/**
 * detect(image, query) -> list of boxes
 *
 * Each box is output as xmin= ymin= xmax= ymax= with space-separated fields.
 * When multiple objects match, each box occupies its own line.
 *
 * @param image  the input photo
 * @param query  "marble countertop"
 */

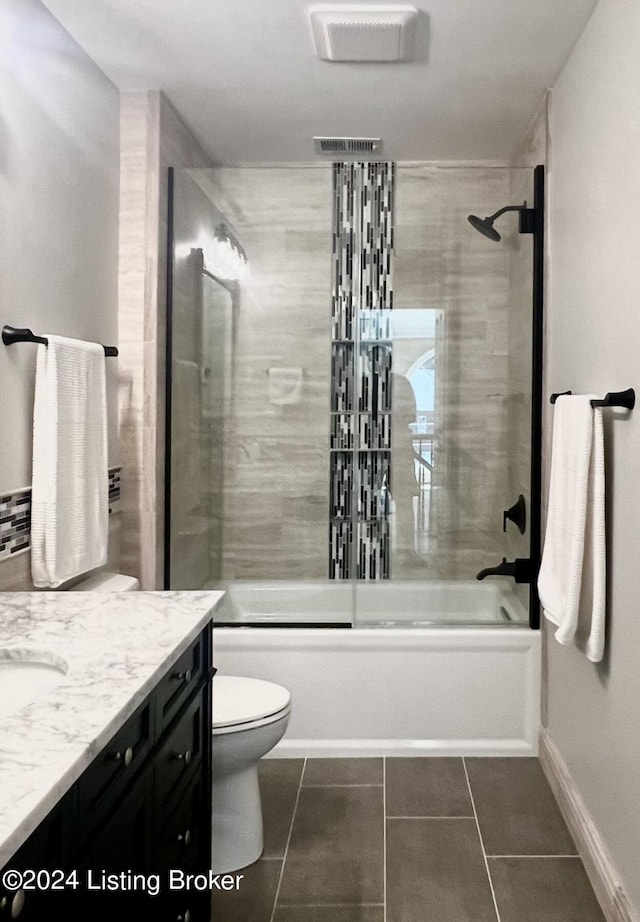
xmin=0 ymin=590 xmax=224 ymax=868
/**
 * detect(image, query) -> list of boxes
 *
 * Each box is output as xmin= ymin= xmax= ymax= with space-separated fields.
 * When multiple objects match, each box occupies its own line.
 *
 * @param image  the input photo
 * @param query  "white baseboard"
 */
xmin=539 ymin=727 xmax=638 ymax=922
xmin=270 ymin=737 xmax=537 ymax=758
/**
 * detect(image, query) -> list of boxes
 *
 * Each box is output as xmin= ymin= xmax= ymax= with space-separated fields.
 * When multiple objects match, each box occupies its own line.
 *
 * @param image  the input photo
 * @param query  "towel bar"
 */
xmin=550 ymin=388 xmax=635 ymax=409
xmin=2 ymin=325 xmax=118 ymax=357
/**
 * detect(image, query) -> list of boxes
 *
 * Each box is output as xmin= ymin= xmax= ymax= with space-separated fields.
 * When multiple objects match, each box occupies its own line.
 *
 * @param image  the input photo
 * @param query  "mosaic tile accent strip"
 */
xmin=358 ymin=343 xmax=393 ymax=416
xmin=357 ymin=519 xmax=390 ymax=579
xmin=331 ymin=413 xmax=355 ymax=451
xmin=329 ymin=452 xmax=354 ymax=521
xmin=0 ymin=489 xmax=31 ymax=559
xmin=330 ymin=343 xmax=355 ymax=413
xmin=329 ymin=161 xmax=395 ymax=579
xmin=358 ymin=413 xmax=391 ymax=451
xmin=359 ymin=309 xmax=393 ymax=343
xmin=0 ymin=467 xmax=122 ymax=562
xmin=108 ymin=467 xmax=122 ymax=515
xmin=357 ymin=451 xmax=391 ymax=521
xmin=329 ymin=522 xmax=353 ymax=580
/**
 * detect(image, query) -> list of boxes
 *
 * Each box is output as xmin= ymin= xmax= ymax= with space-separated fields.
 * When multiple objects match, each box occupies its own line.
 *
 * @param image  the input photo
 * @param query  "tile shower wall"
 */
xmin=329 ymin=162 xmax=394 ymax=579
xmin=194 ymin=167 xmax=333 ymax=580
xmin=392 ymin=166 xmax=526 ymax=580
xmin=119 ymin=92 xmax=213 ymax=589
xmin=169 ymin=164 xmax=532 ymax=587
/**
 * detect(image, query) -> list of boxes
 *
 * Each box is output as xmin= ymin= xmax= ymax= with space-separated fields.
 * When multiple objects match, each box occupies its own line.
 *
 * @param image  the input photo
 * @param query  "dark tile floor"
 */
xmin=212 ymin=757 xmax=606 ymax=922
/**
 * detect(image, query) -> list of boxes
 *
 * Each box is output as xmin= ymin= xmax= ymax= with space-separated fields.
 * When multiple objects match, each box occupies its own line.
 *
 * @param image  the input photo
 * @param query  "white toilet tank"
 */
xmin=70 ymin=571 xmax=140 ymax=591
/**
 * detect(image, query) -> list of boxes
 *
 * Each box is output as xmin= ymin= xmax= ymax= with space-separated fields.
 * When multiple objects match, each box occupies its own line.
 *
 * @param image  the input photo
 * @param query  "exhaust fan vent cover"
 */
xmin=314 ymin=137 xmax=382 ymax=155
xmin=310 ymin=5 xmax=418 ymax=62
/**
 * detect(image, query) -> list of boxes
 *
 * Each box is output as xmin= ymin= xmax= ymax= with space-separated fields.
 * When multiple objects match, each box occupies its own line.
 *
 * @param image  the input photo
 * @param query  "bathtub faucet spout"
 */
xmin=475 ymin=558 xmax=532 ymax=583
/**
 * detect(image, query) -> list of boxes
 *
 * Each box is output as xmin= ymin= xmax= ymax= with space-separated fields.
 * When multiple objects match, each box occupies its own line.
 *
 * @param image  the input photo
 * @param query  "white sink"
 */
xmin=0 ymin=650 xmax=68 ymax=717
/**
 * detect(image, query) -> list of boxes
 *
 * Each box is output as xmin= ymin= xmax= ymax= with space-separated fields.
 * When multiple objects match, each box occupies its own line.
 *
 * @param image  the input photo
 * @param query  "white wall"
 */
xmin=547 ymin=0 xmax=640 ymax=913
xmin=0 ymin=0 xmax=120 ymax=493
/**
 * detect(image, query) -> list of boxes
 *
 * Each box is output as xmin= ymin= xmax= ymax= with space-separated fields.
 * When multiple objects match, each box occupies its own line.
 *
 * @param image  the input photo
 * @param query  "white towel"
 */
xmin=538 ymin=395 xmax=606 ymax=662
xmin=31 ymin=335 xmax=108 ymax=588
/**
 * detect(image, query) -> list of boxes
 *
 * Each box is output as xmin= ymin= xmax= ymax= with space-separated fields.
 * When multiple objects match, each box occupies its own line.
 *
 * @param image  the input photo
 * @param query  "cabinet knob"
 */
xmin=10 ymin=889 xmax=25 ymax=919
xmin=177 ymin=911 xmax=191 ymax=922
xmin=173 ymin=669 xmax=192 ymax=683
xmin=176 ymin=750 xmax=192 ymax=766
xmin=114 ymin=747 xmax=134 ymax=767
xmin=177 ymin=829 xmax=191 ymax=847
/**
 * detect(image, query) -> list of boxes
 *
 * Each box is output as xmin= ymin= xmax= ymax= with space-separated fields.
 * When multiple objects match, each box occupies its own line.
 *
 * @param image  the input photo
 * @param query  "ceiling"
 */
xmin=41 ymin=0 xmax=598 ymax=163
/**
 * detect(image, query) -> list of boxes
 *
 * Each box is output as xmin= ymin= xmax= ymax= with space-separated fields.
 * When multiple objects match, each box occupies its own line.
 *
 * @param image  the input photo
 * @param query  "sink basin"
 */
xmin=0 ymin=649 xmax=68 ymax=717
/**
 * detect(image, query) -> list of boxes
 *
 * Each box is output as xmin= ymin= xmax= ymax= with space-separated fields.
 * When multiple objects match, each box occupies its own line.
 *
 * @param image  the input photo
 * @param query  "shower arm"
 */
xmin=486 ymin=204 xmax=526 ymax=222
xmin=487 ymin=202 xmax=538 ymax=234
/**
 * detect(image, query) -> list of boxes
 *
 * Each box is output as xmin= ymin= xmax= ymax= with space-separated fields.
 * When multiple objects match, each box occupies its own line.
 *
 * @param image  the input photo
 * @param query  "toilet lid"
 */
xmin=213 ymin=676 xmax=291 ymax=729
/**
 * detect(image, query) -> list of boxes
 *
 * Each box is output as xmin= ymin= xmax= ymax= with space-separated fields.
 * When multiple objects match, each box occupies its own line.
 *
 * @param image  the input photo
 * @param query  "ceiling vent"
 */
xmin=314 ymin=137 xmax=382 ymax=155
xmin=309 ymin=4 xmax=418 ymax=62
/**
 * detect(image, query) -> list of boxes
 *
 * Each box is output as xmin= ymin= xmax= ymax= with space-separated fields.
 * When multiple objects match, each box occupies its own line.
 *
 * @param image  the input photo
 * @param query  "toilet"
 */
xmin=212 ymin=675 xmax=291 ymax=873
xmin=67 ymin=573 xmax=289 ymax=874
xmin=69 ymin=570 xmax=140 ymax=591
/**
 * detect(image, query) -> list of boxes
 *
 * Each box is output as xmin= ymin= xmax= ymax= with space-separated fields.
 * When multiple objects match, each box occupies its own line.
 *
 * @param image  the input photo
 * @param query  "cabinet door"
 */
xmin=80 ymin=765 xmax=154 ymax=921
xmin=157 ymin=774 xmax=210 ymax=922
xmin=0 ymin=788 xmax=76 ymax=920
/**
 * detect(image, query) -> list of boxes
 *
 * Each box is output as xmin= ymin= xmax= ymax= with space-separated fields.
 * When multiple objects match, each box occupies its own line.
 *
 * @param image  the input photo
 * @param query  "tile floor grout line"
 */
xmin=383 ymin=756 xmax=387 ymax=922
xmin=269 ymin=757 xmax=306 ymax=922
xmin=276 ymin=903 xmax=385 ymax=908
xmin=386 ymin=815 xmax=476 ymax=820
xmin=463 ymin=757 xmax=502 ymax=922
xmin=302 ymin=783 xmax=384 ymax=788
xmin=487 ymin=854 xmax=581 ymax=859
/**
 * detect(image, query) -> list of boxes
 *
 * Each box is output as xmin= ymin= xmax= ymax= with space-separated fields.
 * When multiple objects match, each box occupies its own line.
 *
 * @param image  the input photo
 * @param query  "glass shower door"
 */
xmin=353 ymin=165 xmax=534 ymax=627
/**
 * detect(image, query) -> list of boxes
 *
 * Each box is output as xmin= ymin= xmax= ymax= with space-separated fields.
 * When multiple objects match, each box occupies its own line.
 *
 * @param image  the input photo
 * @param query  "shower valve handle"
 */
xmin=502 ymin=495 xmax=526 ymax=535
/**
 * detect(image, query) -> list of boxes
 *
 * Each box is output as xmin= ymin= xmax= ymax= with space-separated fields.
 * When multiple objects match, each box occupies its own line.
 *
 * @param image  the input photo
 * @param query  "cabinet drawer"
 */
xmin=79 ymin=697 xmax=152 ymax=833
xmin=155 ymin=636 xmax=205 ymax=739
xmin=156 ymin=690 xmax=207 ymax=813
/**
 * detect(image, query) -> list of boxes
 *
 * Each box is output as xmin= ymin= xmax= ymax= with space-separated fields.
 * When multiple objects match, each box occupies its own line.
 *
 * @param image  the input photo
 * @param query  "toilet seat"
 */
xmin=213 ymin=676 xmax=291 ymax=736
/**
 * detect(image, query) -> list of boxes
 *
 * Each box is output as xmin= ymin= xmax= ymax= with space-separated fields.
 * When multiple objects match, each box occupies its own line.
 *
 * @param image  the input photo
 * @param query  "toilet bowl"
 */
xmin=212 ymin=675 xmax=291 ymax=873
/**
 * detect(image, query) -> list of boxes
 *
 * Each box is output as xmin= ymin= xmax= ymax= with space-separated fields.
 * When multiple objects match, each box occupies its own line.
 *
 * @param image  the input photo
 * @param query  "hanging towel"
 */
xmin=31 ymin=335 xmax=108 ymax=588
xmin=538 ymin=395 xmax=606 ymax=662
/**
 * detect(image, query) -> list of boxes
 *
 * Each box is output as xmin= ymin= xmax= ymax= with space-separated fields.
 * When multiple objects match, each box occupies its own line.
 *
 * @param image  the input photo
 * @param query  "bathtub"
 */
xmin=212 ymin=581 xmax=541 ymax=757
xmin=213 ymin=579 xmax=528 ymax=626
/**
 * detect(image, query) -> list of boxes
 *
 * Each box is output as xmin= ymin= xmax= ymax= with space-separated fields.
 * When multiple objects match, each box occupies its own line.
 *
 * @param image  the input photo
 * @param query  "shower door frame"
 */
xmin=528 ymin=164 xmax=545 ymax=630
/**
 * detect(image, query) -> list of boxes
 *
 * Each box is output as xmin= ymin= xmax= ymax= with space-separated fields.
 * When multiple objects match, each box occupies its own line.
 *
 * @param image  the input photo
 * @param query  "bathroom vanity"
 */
xmin=0 ymin=590 xmax=223 ymax=921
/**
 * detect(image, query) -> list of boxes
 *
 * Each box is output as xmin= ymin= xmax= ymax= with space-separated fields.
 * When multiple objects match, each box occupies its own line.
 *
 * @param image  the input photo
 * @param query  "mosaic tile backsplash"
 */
xmin=0 ymin=490 xmax=31 ymax=559
xmin=329 ymin=161 xmax=395 ymax=579
xmin=0 ymin=467 xmax=121 ymax=563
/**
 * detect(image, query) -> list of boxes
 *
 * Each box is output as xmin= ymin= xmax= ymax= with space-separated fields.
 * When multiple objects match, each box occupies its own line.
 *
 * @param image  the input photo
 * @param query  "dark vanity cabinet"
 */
xmin=0 ymin=622 xmax=212 ymax=922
